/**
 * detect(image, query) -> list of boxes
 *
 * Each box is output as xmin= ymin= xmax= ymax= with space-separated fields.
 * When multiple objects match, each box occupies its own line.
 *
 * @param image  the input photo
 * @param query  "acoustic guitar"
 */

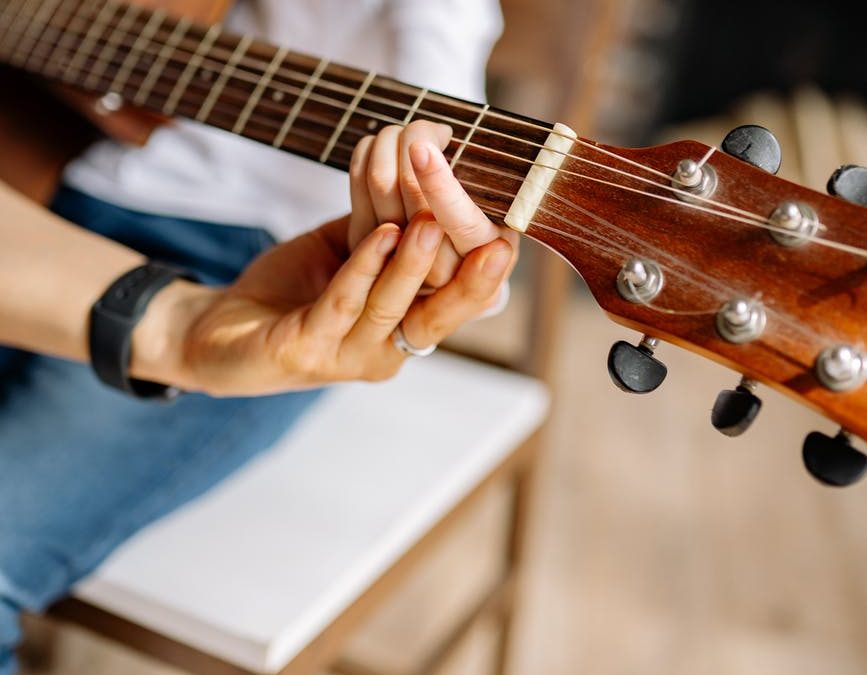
xmin=2 ymin=0 xmax=867 ymax=486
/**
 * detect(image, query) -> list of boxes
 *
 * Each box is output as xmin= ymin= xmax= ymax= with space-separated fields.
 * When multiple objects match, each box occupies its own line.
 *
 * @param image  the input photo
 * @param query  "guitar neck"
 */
xmin=0 ymin=0 xmax=555 ymax=226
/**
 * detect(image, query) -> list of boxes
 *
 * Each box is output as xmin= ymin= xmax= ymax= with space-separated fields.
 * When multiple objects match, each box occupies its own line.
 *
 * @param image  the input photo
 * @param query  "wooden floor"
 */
xmin=20 ymin=90 xmax=867 ymax=675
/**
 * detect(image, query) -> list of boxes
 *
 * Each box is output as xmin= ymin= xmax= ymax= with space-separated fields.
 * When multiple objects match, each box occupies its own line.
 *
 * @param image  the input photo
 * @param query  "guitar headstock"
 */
xmin=525 ymin=126 xmax=867 ymax=484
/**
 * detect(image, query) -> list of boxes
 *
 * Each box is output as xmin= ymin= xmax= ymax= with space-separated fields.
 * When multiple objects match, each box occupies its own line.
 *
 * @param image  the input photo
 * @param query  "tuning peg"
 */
xmin=607 ymin=336 xmax=667 ymax=394
xmin=803 ymin=429 xmax=867 ymax=487
xmin=827 ymin=165 xmax=867 ymax=207
xmin=711 ymin=377 xmax=762 ymax=436
xmin=721 ymin=125 xmax=782 ymax=175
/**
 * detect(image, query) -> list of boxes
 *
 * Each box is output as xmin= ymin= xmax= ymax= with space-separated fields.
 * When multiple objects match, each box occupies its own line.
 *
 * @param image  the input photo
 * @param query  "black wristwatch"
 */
xmin=89 ymin=262 xmax=194 ymax=400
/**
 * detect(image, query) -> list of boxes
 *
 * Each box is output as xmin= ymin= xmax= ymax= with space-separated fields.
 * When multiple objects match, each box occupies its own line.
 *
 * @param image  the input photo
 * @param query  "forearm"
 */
xmin=0 ymin=181 xmax=215 ymax=386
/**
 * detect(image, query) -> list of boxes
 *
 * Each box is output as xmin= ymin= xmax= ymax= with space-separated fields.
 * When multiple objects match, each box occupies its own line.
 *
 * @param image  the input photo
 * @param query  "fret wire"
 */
xmin=34 ymin=19 xmax=538 ymax=175
xmin=18 ymin=13 xmax=539 ymax=175
xmin=450 ymin=104 xmax=489 ymax=169
xmin=19 ymin=10 xmax=498 ymax=146
xmin=233 ymin=45 xmax=288 ymax=134
xmin=39 ymin=0 xmax=92 ymax=77
xmin=21 ymin=0 xmax=66 ymax=69
xmin=3 ymin=0 xmax=40 ymax=66
xmin=0 ymin=0 xmax=30 ymax=47
xmin=5 ymin=7 xmax=528 ymax=193
xmin=7 ymin=4 xmax=785 ymax=244
xmin=7 ymin=0 xmax=61 ymax=66
xmin=9 ymin=6 xmax=543 ymax=178
xmin=402 ymin=87 xmax=428 ymax=125
xmin=196 ymin=34 xmax=251 ymax=123
xmin=0 ymin=1 xmax=27 ymax=47
xmin=62 ymin=0 xmax=118 ymax=85
xmin=10 ymin=3 xmax=549 ymax=165
xmin=272 ymin=57 xmax=329 ymax=149
xmin=134 ymin=15 xmax=191 ymax=106
xmin=84 ymin=2 xmax=142 ymax=89
xmin=320 ymin=69 xmax=376 ymax=164
xmin=109 ymin=7 xmax=165 ymax=94
xmin=2 ymin=0 xmax=41 ymax=64
xmin=162 ymin=23 xmax=221 ymax=115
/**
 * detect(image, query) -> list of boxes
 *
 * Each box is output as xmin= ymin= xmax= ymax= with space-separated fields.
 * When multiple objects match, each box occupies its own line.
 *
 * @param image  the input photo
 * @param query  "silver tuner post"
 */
xmin=768 ymin=201 xmax=819 ymax=247
xmin=672 ymin=158 xmax=717 ymax=201
xmin=616 ymin=258 xmax=664 ymax=304
xmin=716 ymin=297 xmax=767 ymax=344
xmin=815 ymin=345 xmax=866 ymax=392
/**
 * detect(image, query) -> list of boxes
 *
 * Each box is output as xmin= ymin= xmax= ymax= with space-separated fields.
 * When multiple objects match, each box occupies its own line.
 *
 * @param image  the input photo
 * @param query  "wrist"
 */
xmin=129 ymin=279 xmax=222 ymax=391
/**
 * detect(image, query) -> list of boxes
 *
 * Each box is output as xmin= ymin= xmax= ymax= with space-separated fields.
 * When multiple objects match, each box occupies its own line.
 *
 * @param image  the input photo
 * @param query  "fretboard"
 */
xmin=0 ymin=0 xmax=554 ymax=226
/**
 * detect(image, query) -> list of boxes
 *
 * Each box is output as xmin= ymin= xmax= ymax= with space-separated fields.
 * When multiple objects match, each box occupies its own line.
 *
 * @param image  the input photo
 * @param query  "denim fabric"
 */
xmin=0 ymin=188 xmax=321 ymax=674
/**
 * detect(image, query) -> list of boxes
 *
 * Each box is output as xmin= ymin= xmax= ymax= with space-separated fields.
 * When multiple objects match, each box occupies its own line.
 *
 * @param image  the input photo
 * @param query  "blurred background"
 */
xmin=20 ymin=0 xmax=867 ymax=673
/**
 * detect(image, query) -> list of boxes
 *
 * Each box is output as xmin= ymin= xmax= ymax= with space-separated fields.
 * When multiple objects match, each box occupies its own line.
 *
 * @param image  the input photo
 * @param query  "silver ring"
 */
xmin=392 ymin=323 xmax=436 ymax=357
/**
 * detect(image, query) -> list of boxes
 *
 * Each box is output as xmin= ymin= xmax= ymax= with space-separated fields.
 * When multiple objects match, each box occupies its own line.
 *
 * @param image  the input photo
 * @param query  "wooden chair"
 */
xmin=18 ymin=2 xmax=635 ymax=673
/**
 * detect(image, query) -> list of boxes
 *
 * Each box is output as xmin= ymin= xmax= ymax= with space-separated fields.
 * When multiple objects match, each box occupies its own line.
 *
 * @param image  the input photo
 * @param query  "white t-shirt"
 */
xmin=63 ymin=0 xmax=504 ymax=240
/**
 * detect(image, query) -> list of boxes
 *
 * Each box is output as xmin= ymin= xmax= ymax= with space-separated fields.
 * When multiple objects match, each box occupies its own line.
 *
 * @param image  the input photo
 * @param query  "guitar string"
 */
xmin=9 ymin=3 xmax=851 ymax=369
xmin=5 ymin=7 xmax=729 ymax=200
xmin=0 ymin=0 xmax=768 ymax=326
xmin=480 ymin=200 xmax=833 ymax=358
xmin=5 ymin=0 xmax=864 ymax=257
xmin=459 ymin=173 xmax=760 ymax=304
xmin=7 ymin=11 xmax=867 ymax=265
xmin=1 ymin=7 xmax=841 ymax=351
xmin=12 ymin=4 xmax=858 ymax=253
xmin=13 ymin=26 xmax=867 ymax=261
xmin=4 ymin=0 xmax=809 ymax=229
xmin=0 ymin=2 xmax=851 ymax=353
xmin=11 ymin=22 xmax=867 ymax=262
xmin=477 ymin=167 xmax=867 ymax=350
xmin=5 ymin=4 xmax=867 ymax=263
xmin=481 ymin=197 xmax=839 ymax=349
xmin=331 ymin=124 xmax=866 ymax=258
xmin=5 ymin=0 xmax=688 ymax=187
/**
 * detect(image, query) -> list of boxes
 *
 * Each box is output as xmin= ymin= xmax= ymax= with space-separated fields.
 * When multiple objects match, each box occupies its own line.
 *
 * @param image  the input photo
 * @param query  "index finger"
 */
xmin=408 ymin=140 xmax=502 ymax=256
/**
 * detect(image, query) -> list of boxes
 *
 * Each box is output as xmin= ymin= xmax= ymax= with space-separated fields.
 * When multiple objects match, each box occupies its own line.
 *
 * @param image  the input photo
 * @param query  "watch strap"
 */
xmin=89 ymin=262 xmax=192 ymax=399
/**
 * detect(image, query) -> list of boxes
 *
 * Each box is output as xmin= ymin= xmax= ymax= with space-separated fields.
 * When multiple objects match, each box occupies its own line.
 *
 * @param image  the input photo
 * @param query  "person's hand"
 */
xmin=131 ymin=121 xmax=518 ymax=397
xmin=132 ymin=212 xmax=513 ymax=397
xmin=348 ymin=120 xmax=520 ymax=292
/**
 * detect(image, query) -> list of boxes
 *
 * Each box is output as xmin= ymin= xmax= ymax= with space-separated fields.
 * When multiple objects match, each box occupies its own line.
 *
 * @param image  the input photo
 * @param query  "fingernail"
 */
xmin=437 ymin=123 xmax=453 ymax=139
xmin=409 ymin=142 xmax=432 ymax=171
xmin=377 ymin=229 xmax=400 ymax=254
xmin=418 ymin=221 xmax=442 ymax=252
xmin=483 ymin=247 xmax=511 ymax=278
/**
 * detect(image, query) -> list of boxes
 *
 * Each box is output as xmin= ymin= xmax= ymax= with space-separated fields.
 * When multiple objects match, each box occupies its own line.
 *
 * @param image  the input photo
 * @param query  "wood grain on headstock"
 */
xmin=526 ymin=139 xmax=867 ymax=439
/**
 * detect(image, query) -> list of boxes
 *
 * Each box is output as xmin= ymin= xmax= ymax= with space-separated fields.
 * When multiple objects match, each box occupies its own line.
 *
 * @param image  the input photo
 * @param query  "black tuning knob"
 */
xmin=607 ymin=336 xmax=667 ymax=394
xmin=827 ymin=165 xmax=867 ymax=207
xmin=711 ymin=377 xmax=762 ymax=437
xmin=803 ymin=430 xmax=867 ymax=487
xmin=721 ymin=125 xmax=782 ymax=175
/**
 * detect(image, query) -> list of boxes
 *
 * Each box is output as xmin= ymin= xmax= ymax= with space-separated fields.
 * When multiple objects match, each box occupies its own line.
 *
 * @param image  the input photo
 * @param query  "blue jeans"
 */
xmin=0 ymin=187 xmax=321 ymax=674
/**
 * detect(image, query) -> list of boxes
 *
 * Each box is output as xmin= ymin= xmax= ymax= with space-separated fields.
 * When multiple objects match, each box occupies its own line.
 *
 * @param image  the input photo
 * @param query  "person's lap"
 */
xmin=0 ymin=187 xmax=320 ymax=674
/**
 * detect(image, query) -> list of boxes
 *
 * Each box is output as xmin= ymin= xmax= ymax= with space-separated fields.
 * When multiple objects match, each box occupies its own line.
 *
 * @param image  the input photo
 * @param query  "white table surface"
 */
xmin=74 ymin=352 xmax=549 ymax=673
